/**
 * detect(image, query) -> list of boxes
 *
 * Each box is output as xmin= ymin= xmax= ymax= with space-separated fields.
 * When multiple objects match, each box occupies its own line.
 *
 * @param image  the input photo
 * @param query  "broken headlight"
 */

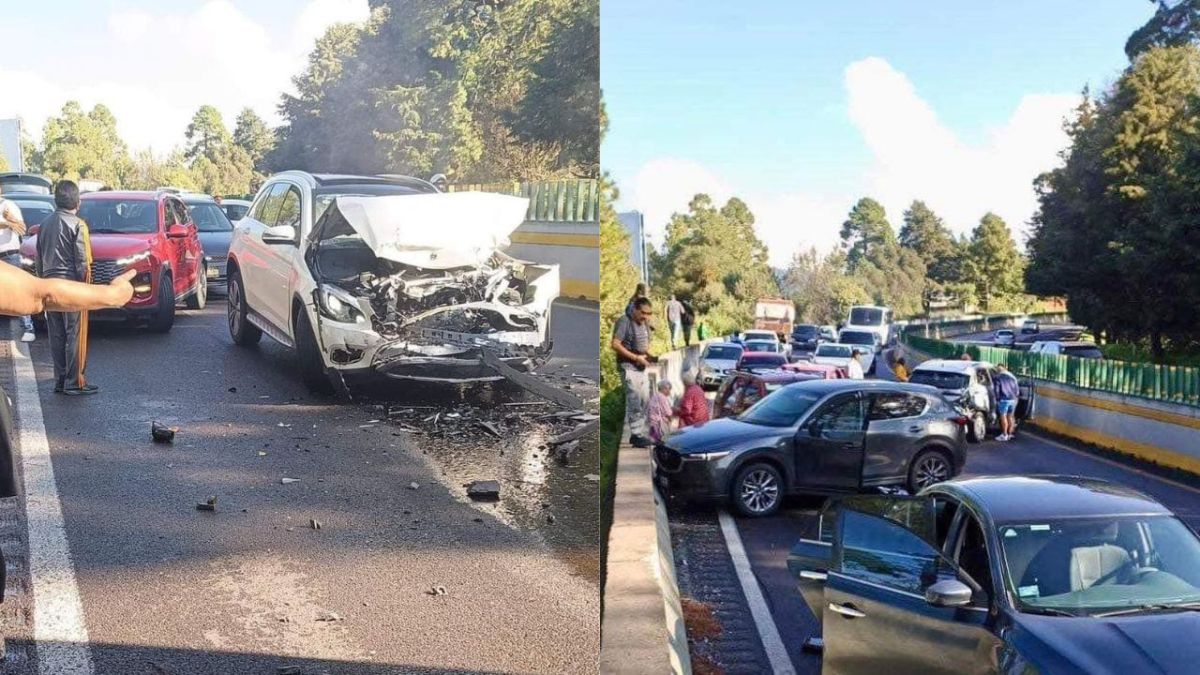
xmin=316 ymin=284 xmax=364 ymax=324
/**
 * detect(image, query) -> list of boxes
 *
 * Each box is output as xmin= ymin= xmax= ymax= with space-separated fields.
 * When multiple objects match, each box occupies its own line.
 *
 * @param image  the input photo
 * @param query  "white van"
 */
xmin=844 ymin=305 xmax=892 ymax=351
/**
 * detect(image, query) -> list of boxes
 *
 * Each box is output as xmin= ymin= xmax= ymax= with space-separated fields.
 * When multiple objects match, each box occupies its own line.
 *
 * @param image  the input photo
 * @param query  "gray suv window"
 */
xmin=869 ymin=393 xmax=926 ymax=420
xmin=840 ymin=509 xmax=939 ymax=595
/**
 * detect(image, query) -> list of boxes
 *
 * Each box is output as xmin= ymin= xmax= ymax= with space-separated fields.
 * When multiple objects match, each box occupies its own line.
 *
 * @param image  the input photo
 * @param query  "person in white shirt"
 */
xmin=0 ymin=188 xmax=35 ymax=342
xmin=847 ymin=349 xmax=865 ymax=379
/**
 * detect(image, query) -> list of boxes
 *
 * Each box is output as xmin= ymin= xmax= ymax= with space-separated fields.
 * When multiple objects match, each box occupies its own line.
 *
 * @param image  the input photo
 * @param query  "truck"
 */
xmin=754 ymin=298 xmax=795 ymax=340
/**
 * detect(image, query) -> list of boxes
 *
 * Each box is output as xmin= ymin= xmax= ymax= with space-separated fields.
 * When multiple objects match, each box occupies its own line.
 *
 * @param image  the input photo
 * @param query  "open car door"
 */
xmin=1016 ymin=376 xmax=1036 ymax=421
xmin=822 ymin=495 xmax=992 ymax=675
xmin=787 ymin=500 xmax=839 ymax=630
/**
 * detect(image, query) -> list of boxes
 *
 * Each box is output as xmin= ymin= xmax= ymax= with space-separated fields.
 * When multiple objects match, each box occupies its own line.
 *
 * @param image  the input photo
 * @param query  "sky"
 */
xmin=602 ymin=0 xmax=1158 ymax=266
xmin=0 ymin=0 xmax=370 ymax=155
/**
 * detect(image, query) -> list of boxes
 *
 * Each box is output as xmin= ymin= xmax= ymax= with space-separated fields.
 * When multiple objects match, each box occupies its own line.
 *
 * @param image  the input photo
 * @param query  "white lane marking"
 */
xmin=9 ymin=341 xmax=94 ymax=675
xmin=718 ymin=510 xmax=796 ymax=675
xmin=1022 ymin=429 xmax=1200 ymax=496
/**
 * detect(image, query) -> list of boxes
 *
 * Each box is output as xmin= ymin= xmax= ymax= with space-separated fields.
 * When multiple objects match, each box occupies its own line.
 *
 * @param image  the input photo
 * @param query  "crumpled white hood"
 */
xmin=333 ymin=192 xmax=529 ymax=269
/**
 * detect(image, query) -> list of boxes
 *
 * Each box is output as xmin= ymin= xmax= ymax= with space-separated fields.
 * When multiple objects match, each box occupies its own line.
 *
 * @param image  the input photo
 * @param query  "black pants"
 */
xmin=46 ymin=311 xmax=86 ymax=390
xmin=682 ymin=323 xmax=694 ymax=345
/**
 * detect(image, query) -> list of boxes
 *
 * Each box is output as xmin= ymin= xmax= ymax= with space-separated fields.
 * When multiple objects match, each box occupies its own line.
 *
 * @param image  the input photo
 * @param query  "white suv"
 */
xmin=226 ymin=172 xmax=559 ymax=392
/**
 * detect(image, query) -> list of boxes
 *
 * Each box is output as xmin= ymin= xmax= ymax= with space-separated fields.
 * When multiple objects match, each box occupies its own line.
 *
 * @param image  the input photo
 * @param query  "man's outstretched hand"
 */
xmin=107 ymin=269 xmax=136 ymax=308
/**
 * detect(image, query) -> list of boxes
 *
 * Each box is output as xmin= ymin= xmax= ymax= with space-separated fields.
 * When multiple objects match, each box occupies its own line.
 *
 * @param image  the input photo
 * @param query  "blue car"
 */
xmin=790 ymin=475 xmax=1200 ymax=674
xmin=183 ymin=195 xmax=234 ymax=292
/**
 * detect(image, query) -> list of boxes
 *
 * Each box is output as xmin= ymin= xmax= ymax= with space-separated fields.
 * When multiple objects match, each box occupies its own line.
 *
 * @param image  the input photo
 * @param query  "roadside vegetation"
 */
xmin=1027 ymin=3 xmax=1200 ymax=362
xmin=20 ymin=0 xmax=598 ymax=195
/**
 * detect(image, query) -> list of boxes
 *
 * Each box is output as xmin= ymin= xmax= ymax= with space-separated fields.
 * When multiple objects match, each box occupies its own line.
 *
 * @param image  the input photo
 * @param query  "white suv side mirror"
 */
xmin=262 ymin=224 xmax=297 ymax=245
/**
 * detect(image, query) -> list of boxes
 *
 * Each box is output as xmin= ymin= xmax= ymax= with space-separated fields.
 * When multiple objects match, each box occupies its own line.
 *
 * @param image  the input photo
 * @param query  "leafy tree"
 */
xmin=272 ymin=0 xmax=598 ymax=181
xmin=782 ymin=248 xmax=870 ymax=324
xmin=40 ymin=101 xmax=133 ymax=186
xmin=191 ymin=145 xmax=255 ymax=195
xmin=1028 ymin=46 xmax=1200 ymax=357
xmin=965 ymin=212 xmax=1024 ymax=312
xmin=184 ymin=105 xmax=231 ymax=161
xmin=899 ymin=200 xmax=961 ymax=284
xmin=840 ymin=197 xmax=895 ymax=270
xmin=1126 ymin=0 xmax=1200 ymax=60
xmin=233 ymin=108 xmax=275 ymax=175
xmin=126 ymin=149 xmax=198 ymax=191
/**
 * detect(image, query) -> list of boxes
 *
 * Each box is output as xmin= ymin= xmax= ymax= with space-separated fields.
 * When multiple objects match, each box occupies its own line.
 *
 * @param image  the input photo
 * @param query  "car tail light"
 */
xmin=949 ymin=415 xmax=969 ymax=426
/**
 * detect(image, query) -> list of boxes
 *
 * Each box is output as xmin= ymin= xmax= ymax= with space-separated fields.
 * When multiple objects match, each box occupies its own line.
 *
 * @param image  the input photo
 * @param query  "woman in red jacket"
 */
xmin=675 ymin=371 xmax=710 ymax=427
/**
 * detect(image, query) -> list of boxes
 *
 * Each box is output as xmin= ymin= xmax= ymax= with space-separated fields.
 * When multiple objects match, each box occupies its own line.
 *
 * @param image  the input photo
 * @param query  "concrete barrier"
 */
xmin=599 ymin=340 xmax=716 ymax=674
xmin=899 ymin=326 xmax=1200 ymax=478
xmin=504 ymin=219 xmax=598 ymax=301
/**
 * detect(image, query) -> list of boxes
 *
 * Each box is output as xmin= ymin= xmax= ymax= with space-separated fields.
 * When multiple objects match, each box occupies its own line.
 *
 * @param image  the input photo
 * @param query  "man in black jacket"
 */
xmin=35 ymin=181 xmax=97 ymax=396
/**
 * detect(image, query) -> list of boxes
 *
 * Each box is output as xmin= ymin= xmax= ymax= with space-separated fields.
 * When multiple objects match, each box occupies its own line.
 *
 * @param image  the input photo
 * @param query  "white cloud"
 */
xmin=0 ymin=0 xmax=370 ymax=155
xmin=845 ymin=56 xmax=1077 ymax=245
xmin=619 ymin=56 xmax=1077 ymax=267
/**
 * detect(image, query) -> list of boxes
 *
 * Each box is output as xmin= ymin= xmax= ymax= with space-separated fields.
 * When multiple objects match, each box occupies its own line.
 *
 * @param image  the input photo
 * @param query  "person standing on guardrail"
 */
xmin=665 ymin=294 xmax=683 ymax=349
xmin=612 ymin=296 xmax=656 ymax=448
xmin=680 ymin=298 xmax=695 ymax=346
xmin=993 ymin=364 xmax=1020 ymax=441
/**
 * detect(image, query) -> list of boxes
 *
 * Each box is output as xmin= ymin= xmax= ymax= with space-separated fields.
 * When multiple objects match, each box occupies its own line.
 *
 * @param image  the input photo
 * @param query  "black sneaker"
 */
xmin=63 ymin=384 xmax=100 ymax=396
xmin=630 ymin=434 xmax=652 ymax=448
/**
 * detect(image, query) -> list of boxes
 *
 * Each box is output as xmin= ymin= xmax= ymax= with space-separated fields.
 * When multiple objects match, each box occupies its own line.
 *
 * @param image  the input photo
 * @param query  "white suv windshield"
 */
xmin=849 ymin=308 xmax=884 ymax=325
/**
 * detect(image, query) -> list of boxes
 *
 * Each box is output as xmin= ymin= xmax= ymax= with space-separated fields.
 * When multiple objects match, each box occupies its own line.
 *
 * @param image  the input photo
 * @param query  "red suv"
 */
xmin=22 ymin=190 xmax=206 ymax=332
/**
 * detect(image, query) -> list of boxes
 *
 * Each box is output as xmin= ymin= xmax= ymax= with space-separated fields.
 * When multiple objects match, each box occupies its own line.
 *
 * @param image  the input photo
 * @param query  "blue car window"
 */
xmin=840 ymin=509 xmax=940 ymax=595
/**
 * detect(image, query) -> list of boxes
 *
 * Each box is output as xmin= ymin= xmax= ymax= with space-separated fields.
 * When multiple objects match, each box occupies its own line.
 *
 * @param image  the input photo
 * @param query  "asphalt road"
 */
xmin=669 ymin=346 xmax=1200 ymax=675
xmin=0 ymin=298 xmax=599 ymax=674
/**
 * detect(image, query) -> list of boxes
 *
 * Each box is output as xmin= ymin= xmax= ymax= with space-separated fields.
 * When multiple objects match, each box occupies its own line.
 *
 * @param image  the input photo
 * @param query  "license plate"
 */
xmin=206 ymin=266 xmax=219 ymax=279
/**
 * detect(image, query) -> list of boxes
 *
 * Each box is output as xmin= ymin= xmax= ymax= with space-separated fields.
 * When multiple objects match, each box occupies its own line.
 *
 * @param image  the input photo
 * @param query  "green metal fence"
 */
xmin=903 ymin=331 xmax=1200 ymax=408
xmin=449 ymin=179 xmax=599 ymax=223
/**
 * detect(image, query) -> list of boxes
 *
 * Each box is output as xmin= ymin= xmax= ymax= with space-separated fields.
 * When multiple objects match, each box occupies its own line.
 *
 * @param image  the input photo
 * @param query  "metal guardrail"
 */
xmin=449 ymin=179 xmax=599 ymax=223
xmin=903 ymin=318 xmax=1200 ymax=408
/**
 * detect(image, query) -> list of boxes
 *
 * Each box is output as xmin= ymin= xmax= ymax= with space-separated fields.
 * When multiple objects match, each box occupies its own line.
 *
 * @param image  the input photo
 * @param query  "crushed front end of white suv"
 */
xmin=306 ymin=192 xmax=559 ymax=382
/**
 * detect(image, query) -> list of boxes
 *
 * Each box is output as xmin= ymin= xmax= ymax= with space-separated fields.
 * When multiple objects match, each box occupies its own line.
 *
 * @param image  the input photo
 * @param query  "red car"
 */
xmin=781 ymin=361 xmax=848 ymax=379
xmin=735 ymin=351 xmax=788 ymax=373
xmin=22 ymin=190 xmax=206 ymax=332
xmin=713 ymin=370 xmax=823 ymax=419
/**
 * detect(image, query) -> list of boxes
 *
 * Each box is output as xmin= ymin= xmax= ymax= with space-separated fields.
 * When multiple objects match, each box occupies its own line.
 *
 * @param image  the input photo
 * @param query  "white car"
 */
xmin=698 ymin=342 xmax=744 ymax=389
xmin=1029 ymin=340 xmax=1103 ymax=359
xmin=225 ymin=171 xmax=559 ymax=392
xmin=812 ymin=342 xmax=873 ymax=375
xmin=994 ymin=328 xmax=1016 ymax=347
xmin=742 ymin=329 xmax=779 ymax=343
xmin=908 ymin=359 xmax=1037 ymax=442
xmin=844 ymin=304 xmax=892 ymax=348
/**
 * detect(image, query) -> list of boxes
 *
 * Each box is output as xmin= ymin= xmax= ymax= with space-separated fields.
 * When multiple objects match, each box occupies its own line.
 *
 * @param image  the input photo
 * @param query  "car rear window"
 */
xmin=849 ymin=308 xmax=884 ymax=325
xmin=816 ymin=344 xmax=851 ymax=358
xmin=909 ymin=370 xmax=970 ymax=389
xmin=186 ymin=202 xmax=233 ymax=232
xmin=12 ymin=199 xmax=55 ymax=227
xmin=745 ymin=341 xmax=778 ymax=352
xmin=1063 ymin=346 xmax=1103 ymax=359
xmin=704 ymin=345 xmax=743 ymax=360
xmin=793 ymin=325 xmax=818 ymax=337
xmin=741 ymin=354 xmax=787 ymax=368
xmin=840 ymin=331 xmax=876 ymax=345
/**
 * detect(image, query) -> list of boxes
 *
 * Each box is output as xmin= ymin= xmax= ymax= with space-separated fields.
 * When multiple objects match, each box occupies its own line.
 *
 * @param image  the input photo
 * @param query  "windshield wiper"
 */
xmin=1095 ymin=602 xmax=1200 ymax=617
xmin=1021 ymin=606 xmax=1077 ymax=617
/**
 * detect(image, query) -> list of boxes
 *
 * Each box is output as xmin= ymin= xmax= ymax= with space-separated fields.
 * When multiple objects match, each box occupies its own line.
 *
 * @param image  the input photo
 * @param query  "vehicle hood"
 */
xmin=668 ymin=417 xmax=778 ymax=454
xmin=1013 ymin=611 xmax=1200 ymax=673
xmin=198 ymin=231 xmax=231 ymax=258
xmin=702 ymin=359 xmax=738 ymax=371
xmin=21 ymin=233 xmax=153 ymax=259
xmin=315 ymin=192 xmax=529 ymax=269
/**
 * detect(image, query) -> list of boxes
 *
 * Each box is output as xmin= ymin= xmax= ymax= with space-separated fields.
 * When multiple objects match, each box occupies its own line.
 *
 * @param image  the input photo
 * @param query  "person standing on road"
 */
xmin=680 ymin=298 xmax=695 ymax=346
xmin=993 ymin=364 xmax=1020 ymax=441
xmin=665 ymin=294 xmax=683 ymax=349
xmin=612 ymin=297 xmax=656 ymax=448
xmin=0 ymin=187 xmax=36 ymax=343
xmin=675 ymin=371 xmax=710 ymax=427
xmin=36 ymin=181 xmax=98 ymax=396
xmin=893 ymin=356 xmax=909 ymax=382
xmin=847 ymin=348 xmax=865 ymax=379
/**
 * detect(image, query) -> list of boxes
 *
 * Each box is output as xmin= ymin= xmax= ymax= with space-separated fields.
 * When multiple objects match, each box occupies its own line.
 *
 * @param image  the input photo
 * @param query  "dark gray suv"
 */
xmin=654 ymin=379 xmax=968 ymax=516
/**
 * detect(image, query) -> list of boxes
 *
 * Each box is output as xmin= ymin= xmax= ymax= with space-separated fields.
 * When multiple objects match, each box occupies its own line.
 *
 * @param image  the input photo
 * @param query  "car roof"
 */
xmin=741 ymin=351 xmax=786 ymax=358
xmin=181 ymin=195 xmax=217 ymax=204
xmin=703 ymin=342 xmax=741 ymax=350
xmin=931 ymin=476 xmax=1171 ymax=523
xmin=784 ymin=379 xmax=942 ymax=396
xmin=736 ymin=369 xmax=817 ymax=383
xmin=913 ymin=359 xmax=993 ymax=373
xmin=81 ymin=191 xmax=165 ymax=200
xmin=996 ymin=328 xmax=1015 ymax=333
xmin=784 ymin=362 xmax=840 ymax=372
xmin=6 ymin=193 xmax=54 ymax=203
xmin=816 ymin=342 xmax=853 ymax=350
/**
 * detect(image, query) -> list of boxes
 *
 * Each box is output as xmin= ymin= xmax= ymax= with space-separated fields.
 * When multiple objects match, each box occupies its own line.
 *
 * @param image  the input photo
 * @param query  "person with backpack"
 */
xmin=611 ymin=297 xmax=656 ymax=447
xmin=680 ymin=298 xmax=696 ymax=346
xmin=0 ymin=185 xmax=36 ymax=343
